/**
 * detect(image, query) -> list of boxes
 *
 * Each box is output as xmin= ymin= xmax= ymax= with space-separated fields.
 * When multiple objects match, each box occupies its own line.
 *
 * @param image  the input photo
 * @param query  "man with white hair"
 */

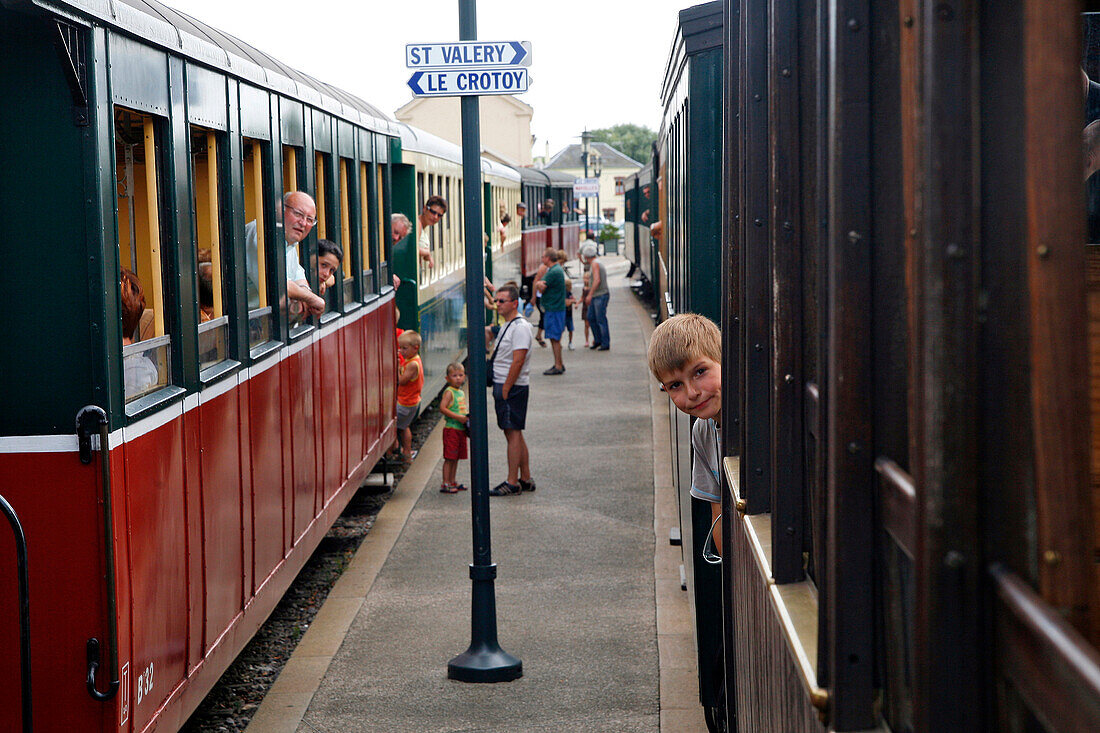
xmin=581 ymin=243 xmax=610 ymax=350
xmin=246 ymin=190 xmax=326 ymax=316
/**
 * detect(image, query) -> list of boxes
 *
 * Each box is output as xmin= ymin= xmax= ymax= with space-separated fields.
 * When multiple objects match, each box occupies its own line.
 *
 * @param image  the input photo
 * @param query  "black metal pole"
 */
xmin=448 ymin=0 xmax=522 ymax=683
xmin=595 ymin=177 xmax=600 ymax=249
xmin=583 ymin=147 xmax=590 ymax=243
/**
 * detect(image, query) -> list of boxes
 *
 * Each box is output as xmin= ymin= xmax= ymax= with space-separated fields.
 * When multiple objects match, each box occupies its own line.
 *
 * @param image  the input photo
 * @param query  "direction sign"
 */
xmin=406 ymin=41 xmax=531 ymax=69
xmin=407 ymin=68 xmax=530 ymax=97
xmin=574 ymin=178 xmax=600 ymax=198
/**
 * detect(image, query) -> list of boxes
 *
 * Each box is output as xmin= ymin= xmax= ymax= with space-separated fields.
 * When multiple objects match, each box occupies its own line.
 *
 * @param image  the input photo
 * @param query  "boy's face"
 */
xmin=399 ymin=342 xmax=418 ymax=359
xmin=657 ymin=356 xmax=722 ymax=422
xmin=318 ymin=253 xmax=340 ymax=283
xmin=446 ymin=368 xmax=465 ymax=387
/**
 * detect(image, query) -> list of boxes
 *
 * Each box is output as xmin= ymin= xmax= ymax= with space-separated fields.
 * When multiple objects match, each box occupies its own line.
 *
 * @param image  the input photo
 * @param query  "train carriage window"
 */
xmin=446 ymin=176 xmax=453 ymax=272
xmin=283 ymin=144 xmax=311 ymax=332
xmin=243 ymin=138 xmax=274 ymax=349
xmin=190 ymin=125 xmax=231 ymax=372
xmin=455 ymin=178 xmax=461 ymax=270
xmin=429 ymin=173 xmax=439 ymax=282
xmin=115 ymin=107 xmax=172 ymax=402
xmin=419 ymin=172 xmax=430 ymax=284
xmin=339 ymin=157 xmax=356 ymax=308
xmin=360 ymin=161 xmax=375 ymax=297
xmin=435 ymin=174 xmax=444 ymax=274
xmin=439 ymin=174 xmax=447 ymax=273
xmin=439 ymin=175 xmax=446 ymax=273
xmin=445 ymin=176 xmax=452 ymax=272
xmin=314 ymin=152 xmax=330 ymax=241
xmin=376 ymin=164 xmax=386 ymax=284
xmin=315 ymin=152 xmax=343 ymax=316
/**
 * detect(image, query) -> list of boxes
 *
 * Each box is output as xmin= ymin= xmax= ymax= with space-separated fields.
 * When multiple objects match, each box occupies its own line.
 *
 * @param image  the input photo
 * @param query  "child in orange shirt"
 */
xmin=395 ymin=331 xmax=423 ymax=463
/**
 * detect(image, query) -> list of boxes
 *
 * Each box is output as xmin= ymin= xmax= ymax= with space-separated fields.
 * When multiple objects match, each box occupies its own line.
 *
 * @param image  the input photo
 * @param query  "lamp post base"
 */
xmin=447 ymin=643 xmax=523 ymax=683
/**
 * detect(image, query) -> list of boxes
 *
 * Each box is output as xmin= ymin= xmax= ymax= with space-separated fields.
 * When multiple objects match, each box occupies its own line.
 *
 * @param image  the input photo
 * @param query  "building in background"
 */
xmin=543 ymin=142 xmax=642 ymax=224
xmin=394 ymin=95 xmax=534 ymax=167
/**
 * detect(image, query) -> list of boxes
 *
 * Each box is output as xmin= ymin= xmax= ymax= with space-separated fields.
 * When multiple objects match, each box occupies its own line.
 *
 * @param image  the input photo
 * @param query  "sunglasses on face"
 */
xmin=427 ymin=208 xmax=445 ymax=218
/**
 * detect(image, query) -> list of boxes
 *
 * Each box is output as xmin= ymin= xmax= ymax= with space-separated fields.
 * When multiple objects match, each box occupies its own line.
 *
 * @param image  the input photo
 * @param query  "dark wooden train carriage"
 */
xmin=657 ymin=3 xmax=728 ymax=729
xmin=0 ymin=1 xmax=399 ymax=730
xmin=717 ymin=0 xmax=1100 ymax=731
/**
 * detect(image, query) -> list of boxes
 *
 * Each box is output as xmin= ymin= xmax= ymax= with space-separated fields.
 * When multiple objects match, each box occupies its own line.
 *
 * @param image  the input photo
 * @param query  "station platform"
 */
xmin=245 ymin=258 xmax=707 ymax=733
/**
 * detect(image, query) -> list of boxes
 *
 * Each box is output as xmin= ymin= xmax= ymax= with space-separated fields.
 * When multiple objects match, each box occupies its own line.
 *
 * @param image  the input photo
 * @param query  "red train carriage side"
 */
xmin=0 ymin=1 xmax=399 ymax=730
xmin=516 ymin=167 xmax=581 ymax=297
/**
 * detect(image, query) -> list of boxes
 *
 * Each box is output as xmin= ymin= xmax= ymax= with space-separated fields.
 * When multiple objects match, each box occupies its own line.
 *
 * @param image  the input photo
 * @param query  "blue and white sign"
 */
xmin=574 ymin=178 xmax=600 ymax=198
xmin=407 ymin=68 xmax=530 ymax=97
xmin=406 ymin=41 xmax=531 ymax=69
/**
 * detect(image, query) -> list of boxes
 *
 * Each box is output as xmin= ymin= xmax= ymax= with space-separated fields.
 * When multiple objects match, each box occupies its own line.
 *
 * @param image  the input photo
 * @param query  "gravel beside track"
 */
xmin=181 ymin=396 xmax=442 ymax=732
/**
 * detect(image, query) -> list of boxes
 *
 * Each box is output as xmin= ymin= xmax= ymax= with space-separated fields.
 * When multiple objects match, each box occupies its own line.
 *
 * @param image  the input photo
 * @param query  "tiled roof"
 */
xmin=544 ymin=142 xmax=643 ymax=170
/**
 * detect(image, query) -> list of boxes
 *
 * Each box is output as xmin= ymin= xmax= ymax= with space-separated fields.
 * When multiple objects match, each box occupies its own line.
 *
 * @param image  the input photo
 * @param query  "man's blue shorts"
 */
xmin=544 ymin=309 xmax=566 ymax=341
xmin=493 ymin=383 xmax=529 ymax=430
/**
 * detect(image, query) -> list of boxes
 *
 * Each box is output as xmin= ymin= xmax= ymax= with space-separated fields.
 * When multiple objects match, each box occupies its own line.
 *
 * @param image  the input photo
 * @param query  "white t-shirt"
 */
xmin=124 ymin=352 xmax=159 ymax=400
xmin=690 ymin=417 xmax=722 ymax=504
xmin=245 ymin=221 xmax=307 ymax=308
xmin=492 ymin=316 xmax=533 ymax=386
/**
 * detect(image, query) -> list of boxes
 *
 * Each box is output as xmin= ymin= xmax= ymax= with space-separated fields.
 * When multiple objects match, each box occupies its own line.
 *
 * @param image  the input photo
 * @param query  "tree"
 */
xmin=589 ymin=124 xmax=656 ymax=166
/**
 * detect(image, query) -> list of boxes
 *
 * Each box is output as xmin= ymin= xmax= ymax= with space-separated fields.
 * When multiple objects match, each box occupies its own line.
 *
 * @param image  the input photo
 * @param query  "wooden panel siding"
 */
xmin=730 ymin=514 xmax=827 ymax=732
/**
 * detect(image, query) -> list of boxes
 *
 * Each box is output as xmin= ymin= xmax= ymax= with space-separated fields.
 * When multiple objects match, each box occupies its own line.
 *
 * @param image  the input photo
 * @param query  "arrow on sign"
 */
xmin=506 ymin=41 xmax=527 ymax=65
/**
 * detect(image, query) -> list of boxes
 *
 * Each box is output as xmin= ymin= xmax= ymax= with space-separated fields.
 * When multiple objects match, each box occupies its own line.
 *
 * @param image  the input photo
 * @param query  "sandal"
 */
xmin=440 ymin=484 xmax=460 ymax=494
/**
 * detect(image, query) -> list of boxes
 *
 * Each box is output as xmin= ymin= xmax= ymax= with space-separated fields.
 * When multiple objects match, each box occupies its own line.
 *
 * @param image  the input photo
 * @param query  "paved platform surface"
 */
xmin=247 ymin=257 xmax=707 ymax=733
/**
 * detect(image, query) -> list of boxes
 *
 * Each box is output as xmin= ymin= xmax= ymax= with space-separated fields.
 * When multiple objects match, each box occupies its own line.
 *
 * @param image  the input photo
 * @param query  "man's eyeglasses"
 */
xmin=427 ymin=208 xmax=445 ymax=218
xmin=494 ymin=298 xmax=512 ymax=304
xmin=286 ymin=205 xmax=317 ymax=226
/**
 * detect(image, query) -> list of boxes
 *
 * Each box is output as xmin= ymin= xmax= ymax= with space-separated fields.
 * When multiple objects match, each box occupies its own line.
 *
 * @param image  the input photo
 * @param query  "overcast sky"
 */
xmin=162 ymin=0 xmax=696 ymax=159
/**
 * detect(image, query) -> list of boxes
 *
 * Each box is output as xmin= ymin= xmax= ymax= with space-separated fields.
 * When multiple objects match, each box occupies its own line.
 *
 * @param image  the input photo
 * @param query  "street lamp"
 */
xmin=591 ymin=151 xmax=603 ymax=250
xmin=581 ymin=129 xmax=592 ymax=242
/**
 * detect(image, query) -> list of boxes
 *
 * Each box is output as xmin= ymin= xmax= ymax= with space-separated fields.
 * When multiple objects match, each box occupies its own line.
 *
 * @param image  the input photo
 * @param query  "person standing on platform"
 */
xmin=486 ymin=284 xmax=535 ymax=496
xmin=559 ymin=250 xmax=577 ymax=351
xmin=438 ymin=362 xmax=470 ymax=494
xmin=537 ymin=248 xmax=567 ymax=375
xmin=582 ymin=243 xmax=611 ymax=350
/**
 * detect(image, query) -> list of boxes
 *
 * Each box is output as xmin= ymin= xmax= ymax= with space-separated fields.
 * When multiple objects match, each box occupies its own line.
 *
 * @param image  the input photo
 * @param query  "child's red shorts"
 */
xmin=443 ymin=426 xmax=468 ymax=460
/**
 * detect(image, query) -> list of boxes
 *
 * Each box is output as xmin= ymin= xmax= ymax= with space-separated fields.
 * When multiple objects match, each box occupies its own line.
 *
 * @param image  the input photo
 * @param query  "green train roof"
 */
xmin=6 ymin=0 xmax=400 ymax=137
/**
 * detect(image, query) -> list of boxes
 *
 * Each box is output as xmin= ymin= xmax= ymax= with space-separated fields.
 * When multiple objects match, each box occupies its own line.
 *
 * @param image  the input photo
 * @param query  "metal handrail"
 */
xmin=76 ymin=406 xmax=119 ymax=702
xmin=0 ymin=492 xmax=32 ymax=732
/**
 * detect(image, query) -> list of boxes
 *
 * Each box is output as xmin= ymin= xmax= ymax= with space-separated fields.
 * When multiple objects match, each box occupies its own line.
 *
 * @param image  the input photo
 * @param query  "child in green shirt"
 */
xmin=439 ymin=362 xmax=469 ymax=493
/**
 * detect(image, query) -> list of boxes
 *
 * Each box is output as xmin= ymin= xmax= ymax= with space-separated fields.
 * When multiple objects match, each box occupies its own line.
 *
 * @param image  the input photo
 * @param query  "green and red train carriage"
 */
xmin=0 ymin=0 xmax=516 ymax=730
xmin=515 ymin=166 xmax=580 ymax=300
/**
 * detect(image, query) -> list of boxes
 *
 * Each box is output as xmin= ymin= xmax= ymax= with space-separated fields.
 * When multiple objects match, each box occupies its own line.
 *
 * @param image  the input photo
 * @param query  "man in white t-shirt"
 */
xmin=486 ymin=283 xmax=535 ymax=496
